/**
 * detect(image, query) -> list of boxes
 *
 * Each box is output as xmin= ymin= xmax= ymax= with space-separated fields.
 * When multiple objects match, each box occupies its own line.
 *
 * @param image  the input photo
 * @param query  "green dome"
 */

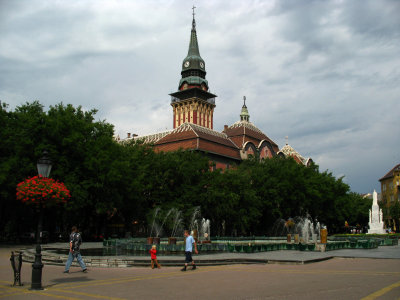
xmin=179 ymin=76 xmax=208 ymax=87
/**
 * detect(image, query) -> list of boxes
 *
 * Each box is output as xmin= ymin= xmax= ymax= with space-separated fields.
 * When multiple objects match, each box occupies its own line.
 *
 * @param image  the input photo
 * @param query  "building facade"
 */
xmin=379 ymin=163 xmax=400 ymax=229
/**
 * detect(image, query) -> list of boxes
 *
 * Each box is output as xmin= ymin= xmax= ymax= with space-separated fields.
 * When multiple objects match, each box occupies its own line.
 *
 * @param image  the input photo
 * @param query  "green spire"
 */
xmin=181 ymin=6 xmax=206 ymax=73
xmin=240 ymin=96 xmax=250 ymax=122
xmin=188 ymin=12 xmax=200 ymax=57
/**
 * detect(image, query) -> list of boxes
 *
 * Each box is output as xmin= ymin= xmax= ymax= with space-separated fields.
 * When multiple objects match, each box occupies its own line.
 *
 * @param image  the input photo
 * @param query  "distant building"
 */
xmin=119 ymin=11 xmax=311 ymax=170
xmin=379 ymin=163 xmax=400 ymax=228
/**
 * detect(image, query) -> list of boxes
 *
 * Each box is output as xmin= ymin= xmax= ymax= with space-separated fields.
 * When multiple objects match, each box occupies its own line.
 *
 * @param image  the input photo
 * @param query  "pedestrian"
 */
xmin=149 ymin=245 xmax=161 ymax=269
xmin=64 ymin=226 xmax=87 ymax=273
xmin=181 ymin=230 xmax=198 ymax=271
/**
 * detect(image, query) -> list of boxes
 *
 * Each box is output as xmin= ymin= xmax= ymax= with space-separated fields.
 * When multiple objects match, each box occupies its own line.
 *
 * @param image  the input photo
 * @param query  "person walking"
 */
xmin=149 ymin=245 xmax=161 ymax=269
xmin=181 ymin=230 xmax=198 ymax=271
xmin=64 ymin=226 xmax=87 ymax=273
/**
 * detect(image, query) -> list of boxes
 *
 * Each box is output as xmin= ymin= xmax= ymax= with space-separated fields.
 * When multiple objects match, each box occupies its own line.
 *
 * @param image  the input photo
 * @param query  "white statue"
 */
xmin=368 ymin=190 xmax=386 ymax=234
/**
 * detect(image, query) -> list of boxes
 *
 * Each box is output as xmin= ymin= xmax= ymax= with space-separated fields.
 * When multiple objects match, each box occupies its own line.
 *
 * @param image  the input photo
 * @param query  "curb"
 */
xmin=20 ymin=248 xmax=334 ymax=267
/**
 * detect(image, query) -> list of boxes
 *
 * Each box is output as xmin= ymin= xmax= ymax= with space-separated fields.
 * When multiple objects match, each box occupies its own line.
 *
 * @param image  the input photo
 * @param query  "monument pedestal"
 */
xmin=367 ymin=190 xmax=386 ymax=234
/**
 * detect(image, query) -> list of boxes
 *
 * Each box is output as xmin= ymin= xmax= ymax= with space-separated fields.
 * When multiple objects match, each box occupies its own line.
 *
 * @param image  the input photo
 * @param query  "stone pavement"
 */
xmin=1 ymin=244 xmax=400 ymax=299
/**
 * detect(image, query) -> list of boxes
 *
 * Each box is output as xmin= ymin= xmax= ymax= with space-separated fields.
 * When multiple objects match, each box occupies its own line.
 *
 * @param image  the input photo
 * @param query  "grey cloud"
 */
xmin=0 ymin=0 xmax=399 ymax=194
xmin=341 ymin=0 xmax=400 ymax=40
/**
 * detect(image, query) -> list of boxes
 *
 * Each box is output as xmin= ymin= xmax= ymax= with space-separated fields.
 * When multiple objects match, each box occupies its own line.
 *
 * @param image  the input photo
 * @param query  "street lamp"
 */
xmin=31 ymin=150 xmax=52 ymax=290
xmin=37 ymin=150 xmax=52 ymax=178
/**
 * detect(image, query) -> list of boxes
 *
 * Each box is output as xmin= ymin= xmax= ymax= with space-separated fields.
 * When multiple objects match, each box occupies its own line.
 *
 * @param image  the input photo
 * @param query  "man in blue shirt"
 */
xmin=181 ymin=230 xmax=198 ymax=271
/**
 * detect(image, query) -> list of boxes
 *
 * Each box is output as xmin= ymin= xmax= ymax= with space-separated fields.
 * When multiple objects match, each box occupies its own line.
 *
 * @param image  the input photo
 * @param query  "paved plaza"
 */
xmin=1 ymin=244 xmax=400 ymax=299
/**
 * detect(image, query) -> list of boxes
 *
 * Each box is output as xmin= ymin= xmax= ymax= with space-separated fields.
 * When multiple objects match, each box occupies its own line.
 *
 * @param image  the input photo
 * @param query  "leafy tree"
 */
xmin=0 ymin=100 xmax=374 ymax=240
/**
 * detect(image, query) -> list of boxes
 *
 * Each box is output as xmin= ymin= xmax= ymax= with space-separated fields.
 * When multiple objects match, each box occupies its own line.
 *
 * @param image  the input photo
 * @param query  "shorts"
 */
xmin=185 ymin=251 xmax=193 ymax=263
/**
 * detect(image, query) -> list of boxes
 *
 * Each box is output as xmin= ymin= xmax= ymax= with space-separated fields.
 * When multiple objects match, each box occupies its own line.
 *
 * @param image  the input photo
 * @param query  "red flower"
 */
xmin=16 ymin=175 xmax=71 ymax=205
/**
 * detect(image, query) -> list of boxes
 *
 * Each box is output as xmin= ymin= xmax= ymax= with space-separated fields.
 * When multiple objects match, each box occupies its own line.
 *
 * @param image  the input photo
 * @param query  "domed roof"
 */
xmin=278 ymin=142 xmax=312 ymax=166
xmin=279 ymin=144 xmax=304 ymax=159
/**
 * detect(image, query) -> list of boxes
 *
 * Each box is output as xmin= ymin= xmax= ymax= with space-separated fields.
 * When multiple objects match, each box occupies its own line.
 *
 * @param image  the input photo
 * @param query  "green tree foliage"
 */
xmin=232 ymin=157 xmax=357 ymax=234
xmin=0 ymin=101 xmax=122 ymax=239
xmin=0 ymin=100 xmax=373 ymax=240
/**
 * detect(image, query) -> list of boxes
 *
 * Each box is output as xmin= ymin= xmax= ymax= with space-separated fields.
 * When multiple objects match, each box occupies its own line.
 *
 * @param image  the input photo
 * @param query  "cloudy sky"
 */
xmin=1 ymin=0 xmax=399 ymax=194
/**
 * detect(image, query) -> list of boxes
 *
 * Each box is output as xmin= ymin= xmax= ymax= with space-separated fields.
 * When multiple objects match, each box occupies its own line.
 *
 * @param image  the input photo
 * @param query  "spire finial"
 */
xmin=285 ymin=136 xmax=289 ymax=145
xmin=192 ymin=5 xmax=196 ymax=29
xmin=240 ymin=96 xmax=250 ymax=122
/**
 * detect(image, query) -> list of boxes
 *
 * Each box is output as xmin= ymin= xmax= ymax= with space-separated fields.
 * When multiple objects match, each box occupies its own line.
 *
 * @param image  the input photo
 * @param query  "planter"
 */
xmin=320 ymin=228 xmax=328 ymax=244
xmin=147 ymin=237 xmax=153 ymax=245
xmin=287 ymin=234 xmax=292 ymax=243
xmin=294 ymin=234 xmax=299 ymax=244
xmin=153 ymin=237 xmax=160 ymax=245
xmin=192 ymin=229 xmax=198 ymax=242
xmin=168 ymin=237 xmax=177 ymax=245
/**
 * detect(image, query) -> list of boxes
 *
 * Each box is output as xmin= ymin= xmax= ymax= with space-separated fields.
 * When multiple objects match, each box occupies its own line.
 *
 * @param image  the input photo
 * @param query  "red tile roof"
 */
xmin=225 ymin=121 xmax=278 ymax=149
xmin=155 ymin=123 xmax=241 ymax=160
xmin=132 ymin=121 xmax=281 ymax=162
xmin=379 ymin=163 xmax=400 ymax=181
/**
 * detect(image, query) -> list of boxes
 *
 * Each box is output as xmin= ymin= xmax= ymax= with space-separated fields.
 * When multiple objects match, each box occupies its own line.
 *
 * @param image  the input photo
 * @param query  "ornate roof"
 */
xmin=279 ymin=144 xmax=304 ymax=160
xmin=153 ymin=122 xmax=241 ymax=160
xmin=379 ymin=163 xmax=400 ymax=181
xmin=180 ymin=9 xmax=207 ymax=87
xmin=179 ymin=76 xmax=209 ymax=88
xmin=278 ymin=144 xmax=312 ymax=166
xmin=160 ymin=122 xmax=237 ymax=148
xmin=224 ymin=99 xmax=279 ymax=151
xmin=229 ymin=120 xmax=265 ymax=135
xmin=240 ymin=96 xmax=250 ymax=122
xmin=132 ymin=130 xmax=172 ymax=144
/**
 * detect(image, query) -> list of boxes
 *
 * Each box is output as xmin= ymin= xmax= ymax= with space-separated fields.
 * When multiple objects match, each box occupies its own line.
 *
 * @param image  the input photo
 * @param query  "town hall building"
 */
xmin=120 ymin=11 xmax=312 ymax=170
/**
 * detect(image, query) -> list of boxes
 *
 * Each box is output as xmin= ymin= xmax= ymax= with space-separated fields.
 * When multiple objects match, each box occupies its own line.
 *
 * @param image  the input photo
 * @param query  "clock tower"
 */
xmin=170 ymin=8 xmax=217 ymax=129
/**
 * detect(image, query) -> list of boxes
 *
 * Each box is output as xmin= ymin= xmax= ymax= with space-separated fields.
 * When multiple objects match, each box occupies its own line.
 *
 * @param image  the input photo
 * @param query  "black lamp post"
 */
xmin=31 ymin=150 xmax=52 ymax=290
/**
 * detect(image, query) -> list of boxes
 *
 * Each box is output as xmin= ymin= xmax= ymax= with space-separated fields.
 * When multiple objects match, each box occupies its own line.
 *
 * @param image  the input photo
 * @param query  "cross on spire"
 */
xmin=191 ymin=5 xmax=197 ymax=30
xmin=243 ymin=96 xmax=246 ymax=106
xmin=192 ymin=5 xmax=196 ymax=19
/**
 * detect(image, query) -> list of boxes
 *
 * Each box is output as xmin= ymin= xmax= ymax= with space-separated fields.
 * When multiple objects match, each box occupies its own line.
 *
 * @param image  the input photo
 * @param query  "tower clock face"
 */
xmin=184 ymin=61 xmax=190 ymax=67
xmin=200 ymin=62 xmax=204 ymax=68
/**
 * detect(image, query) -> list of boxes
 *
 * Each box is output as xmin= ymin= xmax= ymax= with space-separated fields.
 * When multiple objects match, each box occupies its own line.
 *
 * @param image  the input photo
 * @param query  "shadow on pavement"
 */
xmin=48 ymin=276 xmax=93 ymax=287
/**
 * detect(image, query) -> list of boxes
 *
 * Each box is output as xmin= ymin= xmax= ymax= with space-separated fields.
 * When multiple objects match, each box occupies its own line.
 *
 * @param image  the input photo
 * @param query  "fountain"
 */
xmin=99 ymin=206 xmax=392 ymax=258
xmin=149 ymin=208 xmax=180 ymax=244
xmin=368 ymin=190 xmax=386 ymax=234
xmin=271 ymin=216 xmax=322 ymax=244
xmin=200 ymin=218 xmax=211 ymax=243
xmin=188 ymin=207 xmax=211 ymax=243
xmin=168 ymin=209 xmax=183 ymax=244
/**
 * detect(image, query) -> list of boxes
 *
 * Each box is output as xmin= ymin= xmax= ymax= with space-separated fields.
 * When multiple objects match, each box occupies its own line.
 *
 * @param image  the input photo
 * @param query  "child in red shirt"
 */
xmin=150 ymin=245 xmax=161 ymax=269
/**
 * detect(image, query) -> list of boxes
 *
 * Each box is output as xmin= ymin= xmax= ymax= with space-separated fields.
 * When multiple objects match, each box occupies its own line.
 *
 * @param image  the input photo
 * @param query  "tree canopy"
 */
xmin=0 ymin=101 xmax=372 ymax=241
